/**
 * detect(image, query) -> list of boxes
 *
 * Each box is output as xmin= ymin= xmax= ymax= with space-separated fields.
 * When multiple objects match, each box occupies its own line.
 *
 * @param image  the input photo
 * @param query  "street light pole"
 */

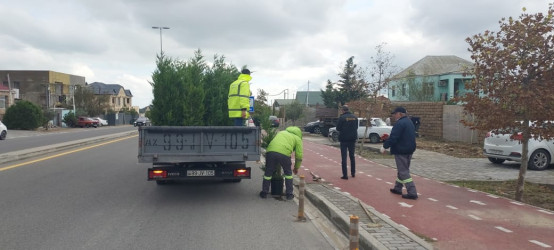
xmin=152 ymin=26 xmax=170 ymax=55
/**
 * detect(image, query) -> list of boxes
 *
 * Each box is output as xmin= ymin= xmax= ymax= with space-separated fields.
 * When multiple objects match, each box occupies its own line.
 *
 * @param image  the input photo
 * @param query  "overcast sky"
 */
xmin=1 ymin=0 xmax=552 ymax=108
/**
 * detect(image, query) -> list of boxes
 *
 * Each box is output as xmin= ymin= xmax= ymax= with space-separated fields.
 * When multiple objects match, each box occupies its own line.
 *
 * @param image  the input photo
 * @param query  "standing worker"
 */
xmin=381 ymin=106 xmax=418 ymax=200
xmin=228 ymin=69 xmax=252 ymax=126
xmin=336 ymin=105 xmax=358 ymax=180
xmin=259 ymin=126 xmax=303 ymax=200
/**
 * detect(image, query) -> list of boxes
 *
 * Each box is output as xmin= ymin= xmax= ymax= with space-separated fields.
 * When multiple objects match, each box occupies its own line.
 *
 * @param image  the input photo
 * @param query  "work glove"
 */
xmin=293 ymin=168 xmax=298 ymax=175
xmin=380 ymin=146 xmax=386 ymax=154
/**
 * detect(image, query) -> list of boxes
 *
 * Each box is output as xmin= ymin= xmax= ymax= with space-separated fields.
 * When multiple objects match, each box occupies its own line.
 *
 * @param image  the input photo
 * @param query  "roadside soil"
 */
xmin=414 ymin=136 xmax=484 ymax=158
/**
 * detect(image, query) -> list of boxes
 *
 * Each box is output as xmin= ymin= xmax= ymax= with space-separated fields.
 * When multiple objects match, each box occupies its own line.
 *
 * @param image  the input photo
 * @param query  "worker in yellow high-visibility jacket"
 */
xmin=228 ymin=69 xmax=252 ymax=126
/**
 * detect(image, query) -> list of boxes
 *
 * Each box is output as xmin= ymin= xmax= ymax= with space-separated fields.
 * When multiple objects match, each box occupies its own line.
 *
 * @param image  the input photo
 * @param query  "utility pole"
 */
xmin=306 ymin=81 xmax=309 ymax=107
xmin=152 ymin=26 xmax=170 ymax=55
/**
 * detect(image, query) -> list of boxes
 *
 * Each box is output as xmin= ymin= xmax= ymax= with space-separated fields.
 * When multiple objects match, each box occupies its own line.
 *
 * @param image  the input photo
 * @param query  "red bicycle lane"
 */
xmin=299 ymin=140 xmax=554 ymax=250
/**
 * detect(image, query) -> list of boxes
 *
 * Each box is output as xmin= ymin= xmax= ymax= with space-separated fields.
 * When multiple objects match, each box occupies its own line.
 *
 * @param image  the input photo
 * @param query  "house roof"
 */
xmin=273 ymin=99 xmax=296 ymax=107
xmin=88 ymin=82 xmax=133 ymax=97
xmin=393 ymin=55 xmax=473 ymax=79
xmin=295 ymin=91 xmax=324 ymax=106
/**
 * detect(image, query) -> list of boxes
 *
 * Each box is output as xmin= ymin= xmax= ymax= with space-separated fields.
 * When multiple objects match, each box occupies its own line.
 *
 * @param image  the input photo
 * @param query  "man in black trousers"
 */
xmin=336 ymin=105 xmax=358 ymax=179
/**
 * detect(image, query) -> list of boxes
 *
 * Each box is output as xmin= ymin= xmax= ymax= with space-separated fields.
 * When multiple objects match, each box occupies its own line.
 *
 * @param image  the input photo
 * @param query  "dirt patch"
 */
xmin=416 ymin=137 xmax=484 ymax=158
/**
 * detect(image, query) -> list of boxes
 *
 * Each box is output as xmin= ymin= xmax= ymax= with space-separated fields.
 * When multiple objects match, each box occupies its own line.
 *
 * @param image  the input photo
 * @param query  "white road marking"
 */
xmin=432 ymin=238 xmax=438 ymax=241
xmin=386 ymin=182 xmax=393 ymax=185
xmin=468 ymin=215 xmax=482 ymax=220
xmin=343 ymin=192 xmax=351 ymax=196
xmin=487 ymin=194 xmax=499 ymax=198
xmin=467 ymin=189 xmax=478 ymax=193
xmin=382 ymin=214 xmax=390 ymax=219
xmin=359 ymin=171 xmax=364 ymax=174
xmin=333 ymin=187 xmax=341 ymax=190
xmin=538 ymin=210 xmax=554 ymax=215
xmin=511 ymin=201 xmax=524 ymax=206
xmin=446 ymin=205 xmax=458 ymax=210
xmin=427 ymin=198 xmax=438 ymax=202
xmin=470 ymin=200 xmax=487 ymax=206
xmin=367 ymin=175 xmax=373 ymax=177
xmin=399 ymin=202 xmax=414 ymax=208
xmin=321 ymin=179 xmax=326 ymax=182
xmin=450 ymin=185 xmax=460 ymax=188
xmin=495 ymin=226 xmax=512 ymax=233
xmin=529 ymin=240 xmax=552 ymax=248
xmin=376 ymin=178 xmax=382 ymax=181
xmin=303 ymin=168 xmax=309 ymax=171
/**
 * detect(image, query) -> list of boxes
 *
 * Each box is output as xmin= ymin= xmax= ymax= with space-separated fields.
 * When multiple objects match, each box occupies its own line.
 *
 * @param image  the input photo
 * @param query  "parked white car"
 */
xmin=484 ymin=130 xmax=554 ymax=171
xmin=0 ymin=120 xmax=7 ymax=140
xmin=92 ymin=117 xmax=108 ymax=126
xmin=328 ymin=118 xmax=392 ymax=143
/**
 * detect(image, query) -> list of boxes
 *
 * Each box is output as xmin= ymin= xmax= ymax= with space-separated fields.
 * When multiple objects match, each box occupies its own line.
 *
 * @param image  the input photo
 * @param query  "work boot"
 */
xmin=351 ymin=173 xmax=355 ymax=178
xmin=259 ymin=191 xmax=267 ymax=199
xmin=340 ymin=176 xmax=348 ymax=180
xmin=402 ymin=194 xmax=418 ymax=200
xmin=390 ymin=188 xmax=402 ymax=195
xmin=286 ymin=194 xmax=295 ymax=200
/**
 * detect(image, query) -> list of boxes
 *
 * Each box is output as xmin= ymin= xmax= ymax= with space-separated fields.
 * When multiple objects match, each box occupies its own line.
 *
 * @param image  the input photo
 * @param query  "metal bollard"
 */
xmin=349 ymin=215 xmax=359 ymax=250
xmin=297 ymin=175 xmax=306 ymax=221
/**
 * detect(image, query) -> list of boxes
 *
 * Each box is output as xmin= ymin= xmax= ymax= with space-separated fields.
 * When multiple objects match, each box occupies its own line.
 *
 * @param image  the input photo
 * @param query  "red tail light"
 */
xmin=234 ymin=168 xmax=250 ymax=177
xmin=149 ymin=170 xmax=167 ymax=179
xmin=510 ymin=133 xmax=523 ymax=141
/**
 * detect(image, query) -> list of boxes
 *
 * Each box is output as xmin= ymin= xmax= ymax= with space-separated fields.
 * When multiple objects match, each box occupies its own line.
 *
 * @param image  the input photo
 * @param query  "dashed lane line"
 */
xmin=427 ymin=198 xmax=438 ymax=202
xmin=529 ymin=240 xmax=552 ymax=248
xmin=468 ymin=215 xmax=482 ymax=220
xmin=446 ymin=205 xmax=458 ymax=210
xmin=487 ymin=194 xmax=499 ymax=198
xmin=470 ymin=200 xmax=487 ymax=206
xmin=495 ymin=226 xmax=513 ymax=233
xmin=398 ymin=202 xmax=413 ymax=208
xmin=511 ymin=201 xmax=525 ymax=206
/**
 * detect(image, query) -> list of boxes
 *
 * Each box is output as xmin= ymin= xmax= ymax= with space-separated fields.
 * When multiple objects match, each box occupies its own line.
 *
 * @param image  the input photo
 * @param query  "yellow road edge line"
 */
xmin=0 ymin=135 xmax=138 ymax=172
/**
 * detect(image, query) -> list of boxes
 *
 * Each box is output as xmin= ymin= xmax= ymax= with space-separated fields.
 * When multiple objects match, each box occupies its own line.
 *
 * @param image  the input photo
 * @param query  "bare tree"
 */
xmin=461 ymin=4 xmax=554 ymax=201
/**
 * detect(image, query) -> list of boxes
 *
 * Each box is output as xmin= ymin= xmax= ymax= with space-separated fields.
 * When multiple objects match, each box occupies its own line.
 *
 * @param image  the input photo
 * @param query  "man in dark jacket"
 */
xmin=336 ymin=105 xmax=358 ymax=179
xmin=381 ymin=106 xmax=418 ymax=199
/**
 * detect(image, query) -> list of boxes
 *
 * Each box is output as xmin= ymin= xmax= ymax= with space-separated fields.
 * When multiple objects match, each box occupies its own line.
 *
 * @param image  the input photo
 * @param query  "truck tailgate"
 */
xmin=138 ymin=126 xmax=261 ymax=164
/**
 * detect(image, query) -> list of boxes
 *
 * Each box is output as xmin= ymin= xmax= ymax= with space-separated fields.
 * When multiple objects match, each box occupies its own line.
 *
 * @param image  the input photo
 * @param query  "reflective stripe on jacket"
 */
xmin=228 ymin=74 xmax=252 ymax=118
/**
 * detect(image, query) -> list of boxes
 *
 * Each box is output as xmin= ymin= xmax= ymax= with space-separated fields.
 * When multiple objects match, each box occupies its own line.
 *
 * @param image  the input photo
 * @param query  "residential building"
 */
xmin=295 ymin=91 xmax=325 ymax=107
xmin=0 ymin=70 xmax=86 ymax=109
xmin=88 ymin=82 xmax=133 ymax=112
xmin=0 ymin=84 xmax=11 ymax=118
xmin=388 ymin=55 xmax=473 ymax=102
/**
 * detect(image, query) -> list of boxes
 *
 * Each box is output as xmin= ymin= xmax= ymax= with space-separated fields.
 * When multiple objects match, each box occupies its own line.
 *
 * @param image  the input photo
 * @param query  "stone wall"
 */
xmin=391 ymin=102 xmax=444 ymax=138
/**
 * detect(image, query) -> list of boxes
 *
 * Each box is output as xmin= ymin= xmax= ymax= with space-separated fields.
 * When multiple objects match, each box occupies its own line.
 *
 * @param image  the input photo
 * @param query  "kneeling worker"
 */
xmin=260 ymin=126 xmax=303 ymax=200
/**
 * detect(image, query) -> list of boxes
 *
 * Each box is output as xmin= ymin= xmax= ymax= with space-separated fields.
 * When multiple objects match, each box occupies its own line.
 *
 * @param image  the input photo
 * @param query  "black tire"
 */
xmin=313 ymin=126 xmax=321 ymax=134
xmin=369 ymin=133 xmax=380 ymax=143
xmin=488 ymin=157 xmax=505 ymax=164
xmin=331 ymin=132 xmax=339 ymax=142
xmin=321 ymin=127 xmax=330 ymax=137
xmin=0 ymin=131 xmax=6 ymax=140
xmin=528 ymin=149 xmax=551 ymax=171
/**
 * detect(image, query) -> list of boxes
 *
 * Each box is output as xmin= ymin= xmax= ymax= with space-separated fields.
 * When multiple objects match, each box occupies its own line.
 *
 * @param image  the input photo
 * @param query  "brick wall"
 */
xmin=391 ymin=102 xmax=444 ymax=138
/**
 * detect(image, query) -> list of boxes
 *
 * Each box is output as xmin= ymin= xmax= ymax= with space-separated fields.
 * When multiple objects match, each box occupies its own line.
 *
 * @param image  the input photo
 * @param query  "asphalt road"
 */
xmin=0 ymin=135 xmax=333 ymax=250
xmin=0 ymin=126 xmax=136 ymax=154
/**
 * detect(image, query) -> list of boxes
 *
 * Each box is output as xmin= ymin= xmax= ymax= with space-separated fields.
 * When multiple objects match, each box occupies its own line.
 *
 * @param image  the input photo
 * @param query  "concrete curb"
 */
xmin=0 ymin=131 xmax=137 ymax=165
xmin=302 ymin=182 xmax=433 ymax=250
xmin=304 ymin=187 xmax=389 ymax=250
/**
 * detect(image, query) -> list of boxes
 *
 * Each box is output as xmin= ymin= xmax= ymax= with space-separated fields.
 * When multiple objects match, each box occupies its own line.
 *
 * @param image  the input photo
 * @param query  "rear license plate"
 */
xmin=488 ymin=149 xmax=503 ymax=155
xmin=187 ymin=170 xmax=215 ymax=176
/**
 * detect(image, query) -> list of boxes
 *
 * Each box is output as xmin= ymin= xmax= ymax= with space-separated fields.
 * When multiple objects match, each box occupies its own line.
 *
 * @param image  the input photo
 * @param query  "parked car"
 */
xmin=328 ymin=118 xmax=392 ymax=143
xmin=92 ymin=117 xmax=108 ymax=126
xmin=304 ymin=121 xmax=321 ymax=134
xmin=77 ymin=117 xmax=99 ymax=128
xmin=0 ymin=120 xmax=7 ymax=140
xmin=134 ymin=117 xmax=151 ymax=127
xmin=269 ymin=116 xmax=279 ymax=127
xmin=483 ymin=129 xmax=554 ymax=171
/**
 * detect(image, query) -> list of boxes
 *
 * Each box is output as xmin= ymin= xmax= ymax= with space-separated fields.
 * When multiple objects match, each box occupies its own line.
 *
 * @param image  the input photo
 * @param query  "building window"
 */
xmin=391 ymin=86 xmax=396 ymax=97
xmin=0 ymin=96 xmax=5 ymax=109
xmin=423 ymin=82 xmax=434 ymax=96
xmin=402 ymin=84 xmax=406 ymax=96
